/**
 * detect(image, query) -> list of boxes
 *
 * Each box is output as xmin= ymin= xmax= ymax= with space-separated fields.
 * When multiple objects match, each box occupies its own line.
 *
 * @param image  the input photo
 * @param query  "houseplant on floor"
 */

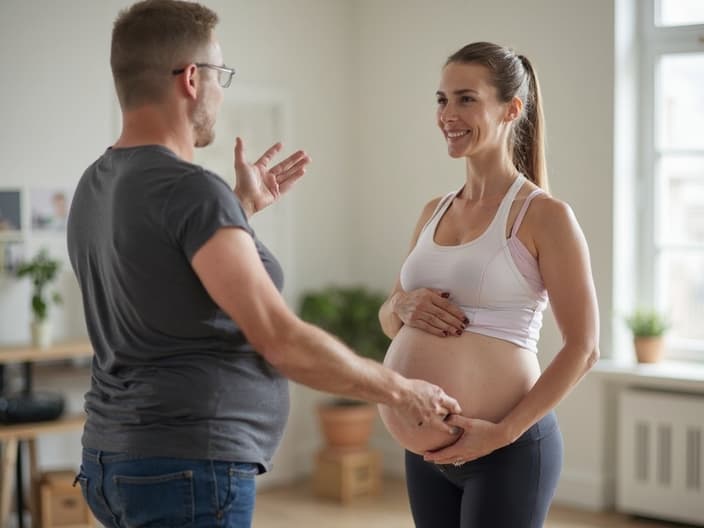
xmin=16 ymin=248 xmax=62 ymax=349
xmin=625 ymin=309 xmax=669 ymax=363
xmin=299 ymin=286 xmax=390 ymax=450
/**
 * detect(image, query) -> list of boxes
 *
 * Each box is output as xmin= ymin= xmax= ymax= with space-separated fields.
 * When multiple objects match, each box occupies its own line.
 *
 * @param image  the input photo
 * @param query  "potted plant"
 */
xmin=16 ymin=248 xmax=62 ymax=349
xmin=625 ymin=309 xmax=669 ymax=363
xmin=299 ymin=286 xmax=390 ymax=450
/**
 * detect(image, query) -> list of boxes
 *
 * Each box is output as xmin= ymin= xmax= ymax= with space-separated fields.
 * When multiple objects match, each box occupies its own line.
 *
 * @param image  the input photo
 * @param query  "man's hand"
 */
xmin=396 ymin=378 xmax=463 ymax=436
xmin=233 ymin=137 xmax=311 ymax=217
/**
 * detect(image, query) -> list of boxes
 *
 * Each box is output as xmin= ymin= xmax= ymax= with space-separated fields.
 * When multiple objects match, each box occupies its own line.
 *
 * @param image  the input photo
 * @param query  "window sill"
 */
xmin=592 ymin=358 xmax=704 ymax=392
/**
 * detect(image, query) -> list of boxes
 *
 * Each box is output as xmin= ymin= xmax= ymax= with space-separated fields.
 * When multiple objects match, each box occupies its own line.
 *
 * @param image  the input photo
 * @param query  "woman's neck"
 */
xmin=462 ymin=151 xmax=518 ymax=201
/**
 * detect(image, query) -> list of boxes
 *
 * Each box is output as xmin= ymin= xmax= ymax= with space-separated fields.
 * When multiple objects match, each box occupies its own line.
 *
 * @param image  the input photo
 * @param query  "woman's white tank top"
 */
xmin=399 ymin=175 xmax=548 ymax=352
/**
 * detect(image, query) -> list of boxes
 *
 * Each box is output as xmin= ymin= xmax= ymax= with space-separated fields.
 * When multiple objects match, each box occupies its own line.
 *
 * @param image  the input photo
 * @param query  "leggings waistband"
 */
xmin=433 ymin=411 xmax=559 ymax=473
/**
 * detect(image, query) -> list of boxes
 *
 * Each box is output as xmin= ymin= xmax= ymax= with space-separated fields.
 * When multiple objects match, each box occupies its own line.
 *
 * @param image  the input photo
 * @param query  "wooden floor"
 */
xmin=254 ymin=478 xmax=692 ymax=528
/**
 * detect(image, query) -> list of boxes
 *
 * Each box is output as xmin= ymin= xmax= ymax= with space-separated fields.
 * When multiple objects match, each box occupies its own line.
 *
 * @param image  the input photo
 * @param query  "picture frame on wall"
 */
xmin=0 ymin=189 xmax=23 ymax=240
xmin=30 ymin=188 xmax=72 ymax=233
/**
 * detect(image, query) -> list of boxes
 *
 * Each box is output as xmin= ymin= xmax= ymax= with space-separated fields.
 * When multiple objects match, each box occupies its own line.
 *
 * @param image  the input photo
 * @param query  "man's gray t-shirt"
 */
xmin=67 ymin=145 xmax=289 ymax=471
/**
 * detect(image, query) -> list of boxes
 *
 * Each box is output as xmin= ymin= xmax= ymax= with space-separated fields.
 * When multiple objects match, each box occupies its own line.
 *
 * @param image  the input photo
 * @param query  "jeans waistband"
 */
xmin=83 ymin=448 xmax=147 ymax=464
xmin=81 ymin=448 xmax=259 ymax=468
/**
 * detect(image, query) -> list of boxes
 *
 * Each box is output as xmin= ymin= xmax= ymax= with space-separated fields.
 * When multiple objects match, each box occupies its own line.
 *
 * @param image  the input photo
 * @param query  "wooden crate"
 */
xmin=312 ymin=448 xmax=381 ymax=503
xmin=38 ymin=470 xmax=93 ymax=528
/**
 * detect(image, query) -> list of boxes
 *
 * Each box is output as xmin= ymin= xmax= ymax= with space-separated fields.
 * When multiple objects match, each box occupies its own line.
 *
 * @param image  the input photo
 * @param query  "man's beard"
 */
xmin=192 ymin=94 xmax=216 ymax=148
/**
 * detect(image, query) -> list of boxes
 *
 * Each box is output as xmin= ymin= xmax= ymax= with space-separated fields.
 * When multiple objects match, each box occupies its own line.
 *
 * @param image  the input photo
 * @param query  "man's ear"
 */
xmin=177 ymin=63 xmax=199 ymax=100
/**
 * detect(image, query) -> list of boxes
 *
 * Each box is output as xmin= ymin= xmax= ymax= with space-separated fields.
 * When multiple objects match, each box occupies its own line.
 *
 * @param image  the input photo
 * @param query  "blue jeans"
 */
xmin=77 ymin=448 xmax=258 ymax=527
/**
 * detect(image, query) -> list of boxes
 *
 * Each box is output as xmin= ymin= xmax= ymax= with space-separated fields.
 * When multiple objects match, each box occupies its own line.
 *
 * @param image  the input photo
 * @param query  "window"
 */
xmin=657 ymin=0 xmax=704 ymax=27
xmin=640 ymin=0 xmax=704 ymax=359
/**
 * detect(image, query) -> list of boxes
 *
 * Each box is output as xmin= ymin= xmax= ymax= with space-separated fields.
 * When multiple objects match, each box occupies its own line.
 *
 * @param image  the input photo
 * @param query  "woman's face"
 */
xmin=436 ymin=62 xmax=513 ymax=159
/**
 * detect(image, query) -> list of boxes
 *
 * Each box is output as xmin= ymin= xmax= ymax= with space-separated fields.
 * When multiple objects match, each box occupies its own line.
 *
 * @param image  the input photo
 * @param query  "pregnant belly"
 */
xmin=379 ymin=326 xmax=541 ymax=454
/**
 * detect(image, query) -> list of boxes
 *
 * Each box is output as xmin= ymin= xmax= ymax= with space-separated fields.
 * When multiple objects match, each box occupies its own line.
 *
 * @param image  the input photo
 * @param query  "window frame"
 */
xmin=638 ymin=0 xmax=704 ymax=360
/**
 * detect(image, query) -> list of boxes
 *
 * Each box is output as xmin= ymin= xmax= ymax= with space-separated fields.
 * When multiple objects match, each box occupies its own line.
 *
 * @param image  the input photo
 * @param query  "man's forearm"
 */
xmin=270 ymin=321 xmax=406 ymax=407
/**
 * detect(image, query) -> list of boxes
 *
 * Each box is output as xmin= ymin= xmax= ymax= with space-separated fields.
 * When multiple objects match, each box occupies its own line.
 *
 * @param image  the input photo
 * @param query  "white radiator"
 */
xmin=617 ymin=388 xmax=704 ymax=525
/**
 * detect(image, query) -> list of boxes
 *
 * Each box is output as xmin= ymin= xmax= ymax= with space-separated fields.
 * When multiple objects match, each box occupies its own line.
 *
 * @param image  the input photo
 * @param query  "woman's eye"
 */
xmin=437 ymin=98 xmax=447 ymax=106
xmin=460 ymin=95 xmax=474 ymax=103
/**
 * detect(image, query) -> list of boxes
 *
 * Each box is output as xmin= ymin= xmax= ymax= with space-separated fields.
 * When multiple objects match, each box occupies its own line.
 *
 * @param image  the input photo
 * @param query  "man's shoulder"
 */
xmin=84 ymin=145 xmax=233 ymax=202
xmin=171 ymin=166 xmax=233 ymax=198
xmin=136 ymin=147 xmax=230 ymax=188
xmin=109 ymin=146 xmax=227 ymax=187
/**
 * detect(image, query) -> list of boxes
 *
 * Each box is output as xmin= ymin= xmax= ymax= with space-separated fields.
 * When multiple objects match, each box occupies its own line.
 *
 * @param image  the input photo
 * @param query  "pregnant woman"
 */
xmin=378 ymin=42 xmax=600 ymax=528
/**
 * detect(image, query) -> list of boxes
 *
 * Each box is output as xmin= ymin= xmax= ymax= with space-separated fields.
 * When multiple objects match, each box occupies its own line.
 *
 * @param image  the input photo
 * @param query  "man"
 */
xmin=67 ymin=1 xmax=461 ymax=526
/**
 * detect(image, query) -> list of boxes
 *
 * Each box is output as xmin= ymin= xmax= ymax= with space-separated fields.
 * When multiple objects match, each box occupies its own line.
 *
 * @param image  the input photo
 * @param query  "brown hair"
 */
xmin=111 ymin=0 xmax=218 ymax=110
xmin=446 ymin=42 xmax=548 ymax=191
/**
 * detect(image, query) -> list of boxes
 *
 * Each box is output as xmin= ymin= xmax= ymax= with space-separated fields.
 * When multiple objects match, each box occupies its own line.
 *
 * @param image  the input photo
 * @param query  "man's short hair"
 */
xmin=111 ymin=0 xmax=218 ymax=110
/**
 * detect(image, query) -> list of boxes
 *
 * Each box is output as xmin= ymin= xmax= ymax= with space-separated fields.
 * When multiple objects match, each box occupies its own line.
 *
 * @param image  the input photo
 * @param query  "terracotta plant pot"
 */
xmin=317 ymin=401 xmax=377 ymax=451
xmin=633 ymin=336 xmax=664 ymax=363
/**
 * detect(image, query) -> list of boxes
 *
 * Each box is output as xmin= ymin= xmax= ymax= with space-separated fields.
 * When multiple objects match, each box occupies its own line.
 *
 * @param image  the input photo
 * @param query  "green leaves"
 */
xmin=299 ymin=286 xmax=390 ymax=362
xmin=625 ymin=309 xmax=670 ymax=337
xmin=31 ymin=294 xmax=47 ymax=321
xmin=16 ymin=248 xmax=62 ymax=322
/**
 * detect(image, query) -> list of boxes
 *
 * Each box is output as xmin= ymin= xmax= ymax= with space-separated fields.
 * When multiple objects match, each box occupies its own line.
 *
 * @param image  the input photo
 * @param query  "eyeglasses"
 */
xmin=171 ymin=63 xmax=236 ymax=88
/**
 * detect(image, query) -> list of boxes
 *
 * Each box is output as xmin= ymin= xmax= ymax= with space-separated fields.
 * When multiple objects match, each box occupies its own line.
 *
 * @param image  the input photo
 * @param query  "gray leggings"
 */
xmin=405 ymin=412 xmax=563 ymax=528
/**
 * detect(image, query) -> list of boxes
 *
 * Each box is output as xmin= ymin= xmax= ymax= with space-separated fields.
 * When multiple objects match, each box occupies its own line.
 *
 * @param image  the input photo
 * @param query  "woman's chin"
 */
xmin=447 ymin=147 xmax=468 ymax=159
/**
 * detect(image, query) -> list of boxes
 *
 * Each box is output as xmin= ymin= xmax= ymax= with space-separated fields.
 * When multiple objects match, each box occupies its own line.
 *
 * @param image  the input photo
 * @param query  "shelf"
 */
xmin=0 ymin=413 xmax=85 ymax=440
xmin=0 ymin=341 xmax=93 ymax=527
xmin=0 ymin=340 xmax=92 ymax=365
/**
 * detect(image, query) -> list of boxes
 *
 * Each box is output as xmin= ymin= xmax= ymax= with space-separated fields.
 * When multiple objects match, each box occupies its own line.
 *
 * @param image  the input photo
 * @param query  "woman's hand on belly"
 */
xmin=422 ymin=415 xmax=511 ymax=465
xmin=393 ymin=288 xmax=468 ymax=337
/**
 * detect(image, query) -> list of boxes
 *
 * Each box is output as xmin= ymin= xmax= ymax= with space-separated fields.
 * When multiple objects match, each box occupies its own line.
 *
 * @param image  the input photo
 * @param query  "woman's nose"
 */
xmin=440 ymin=104 xmax=457 ymax=122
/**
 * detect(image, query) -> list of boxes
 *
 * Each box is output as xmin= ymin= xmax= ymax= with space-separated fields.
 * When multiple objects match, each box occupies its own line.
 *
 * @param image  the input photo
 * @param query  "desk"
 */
xmin=0 ymin=340 xmax=92 ymax=528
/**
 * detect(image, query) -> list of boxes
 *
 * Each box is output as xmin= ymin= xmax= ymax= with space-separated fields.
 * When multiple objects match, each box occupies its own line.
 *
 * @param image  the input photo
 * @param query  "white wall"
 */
xmin=0 ymin=0 xmax=619 ymax=508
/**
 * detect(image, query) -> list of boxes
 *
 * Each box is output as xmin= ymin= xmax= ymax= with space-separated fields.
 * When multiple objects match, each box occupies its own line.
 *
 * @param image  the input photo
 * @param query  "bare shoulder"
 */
xmin=406 ymin=195 xmax=446 ymax=246
xmin=410 ymin=195 xmax=442 ymax=227
xmin=529 ymin=194 xmax=586 ymax=247
xmin=421 ymin=195 xmax=444 ymax=217
xmin=531 ymin=194 xmax=576 ymax=224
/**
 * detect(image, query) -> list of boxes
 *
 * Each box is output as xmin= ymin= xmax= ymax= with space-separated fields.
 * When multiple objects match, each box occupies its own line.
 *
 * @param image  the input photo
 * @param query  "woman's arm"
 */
xmin=379 ymin=198 xmax=467 ymax=339
xmin=497 ymin=197 xmax=599 ymax=441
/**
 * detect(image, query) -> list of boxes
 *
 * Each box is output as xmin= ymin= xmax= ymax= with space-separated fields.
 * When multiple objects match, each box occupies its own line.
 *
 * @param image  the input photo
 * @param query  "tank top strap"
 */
xmin=420 ymin=190 xmax=459 ymax=235
xmin=493 ymin=174 xmax=527 ymax=233
xmin=431 ymin=191 xmax=457 ymax=220
xmin=510 ymin=188 xmax=545 ymax=237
